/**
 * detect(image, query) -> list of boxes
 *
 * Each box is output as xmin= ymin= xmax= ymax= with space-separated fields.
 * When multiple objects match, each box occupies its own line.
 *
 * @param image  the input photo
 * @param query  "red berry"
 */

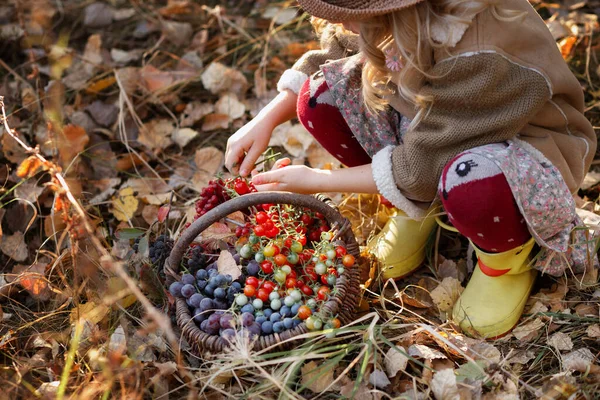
xmin=255 ymin=211 xmax=268 ymax=224
xmin=309 ymin=230 xmax=320 ymax=242
xmin=342 ymin=254 xmax=355 ymax=268
xmin=244 ymin=285 xmax=256 ymax=297
xmin=287 ymin=270 xmax=297 ymax=279
xmin=261 ymin=203 xmax=273 ymax=211
xmin=261 ymin=261 xmax=274 ymax=274
xmin=246 ymin=277 xmax=259 ymax=287
xmin=235 ymin=226 xmax=243 ymax=237
xmin=254 ymin=225 xmax=266 ymax=236
xmin=266 ymin=227 xmax=279 ymax=238
xmin=301 ymin=285 xmax=314 ymax=296
xmin=262 ymin=281 xmax=276 ymax=293
xmin=274 ymin=254 xmax=287 ymax=266
xmin=317 ymin=286 xmax=330 ymax=301
xmin=320 ymin=274 xmax=329 ymax=285
xmin=300 ymin=213 xmax=312 ymax=225
xmin=234 ymin=180 xmax=250 ymax=195
xmin=284 ymin=238 xmax=293 ymax=249
xmin=257 ymin=288 xmax=270 ymax=302
xmin=285 ymin=277 xmax=297 ymax=289
xmin=298 ymin=235 xmax=307 ymax=246
xmin=263 ymin=220 xmax=274 ymax=230
xmin=335 ymin=246 xmax=347 ymax=258
xmin=298 ymin=305 xmax=312 ymax=320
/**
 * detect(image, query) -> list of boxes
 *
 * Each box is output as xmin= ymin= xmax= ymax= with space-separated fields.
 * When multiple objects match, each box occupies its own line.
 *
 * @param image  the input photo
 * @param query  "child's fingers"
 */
xmin=225 ymin=147 xmax=243 ymax=174
xmin=272 ymin=157 xmax=291 ymax=170
xmin=252 ymin=170 xmax=283 ymax=186
xmin=239 ymin=146 xmax=264 ymax=177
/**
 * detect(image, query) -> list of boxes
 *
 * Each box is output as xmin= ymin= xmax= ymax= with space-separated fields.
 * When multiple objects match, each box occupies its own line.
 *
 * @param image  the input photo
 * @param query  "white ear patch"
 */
xmin=440 ymin=153 xmax=502 ymax=195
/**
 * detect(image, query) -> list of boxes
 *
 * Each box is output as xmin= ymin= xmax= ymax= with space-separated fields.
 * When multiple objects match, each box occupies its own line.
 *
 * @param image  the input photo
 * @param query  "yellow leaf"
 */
xmin=300 ymin=361 xmax=335 ymax=393
xmin=111 ymin=187 xmax=139 ymax=222
xmin=70 ymin=301 xmax=109 ymax=324
xmin=86 ymin=76 xmax=117 ymax=94
xmin=106 ymin=277 xmax=137 ymax=309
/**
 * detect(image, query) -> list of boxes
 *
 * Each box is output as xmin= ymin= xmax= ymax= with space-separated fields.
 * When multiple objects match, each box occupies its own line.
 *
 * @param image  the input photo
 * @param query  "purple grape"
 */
xmin=247 ymin=322 xmax=261 ymax=337
xmin=255 ymin=315 xmax=267 ymax=325
xmin=246 ymin=261 xmax=260 ymax=276
xmin=263 ymin=308 xmax=273 ymax=318
xmin=273 ymin=321 xmax=284 ymax=333
xmin=280 ymin=305 xmax=291 ymax=317
xmin=193 ymin=308 xmax=206 ymax=322
xmin=200 ymin=320 xmax=208 ymax=331
xmin=241 ymin=312 xmax=254 ymax=327
xmin=181 ymin=284 xmax=196 ymax=298
xmin=208 ymin=266 xmax=217 ymax=275
xmin=169 ymin=282 xmax=184 ymax=297
xmin=291 ymin=303 xmax=300 ymax=315
xmin=204 ymin=284 xmax=215 ymax=297
xmin=214 ymin=287 xmax=226 ymax=299
xmin=197 ymin=280 xmax=208 ymax=291
xmin=233 ymin=254 xmax=241 ymax=264
xmin=205 ymin=314 xmax=221 ymax=335
xmin=221 ymin=328 xmax=236 ymax=341
xmin=199 ymin=298 xmax=214 ymax=311
xmin=261 ymin=321 xmax=273 ymax=334
xmin=231 ymin=282 xmax=242 ymax=291
xmin=293 ymin=319 xmax=302 ymax=327
xmin=181 ymin=273 xmax=195 ymax=285
xmin=213 ymin=299 xmax=228 ymax=310
xmin=215 ymin=274 xmax=226 ymax=286
xmin=189 ymin=293 xmax=204 ymax=308
xmin=283 ymin=318 xmax=293 ymax=329
xmin=220 ymin=314 xmax=235 ymax=329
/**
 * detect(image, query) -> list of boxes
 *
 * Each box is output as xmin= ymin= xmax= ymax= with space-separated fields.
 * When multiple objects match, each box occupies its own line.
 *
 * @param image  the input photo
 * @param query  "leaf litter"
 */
xmin=0 ymin=1 xmax=600 ymax=399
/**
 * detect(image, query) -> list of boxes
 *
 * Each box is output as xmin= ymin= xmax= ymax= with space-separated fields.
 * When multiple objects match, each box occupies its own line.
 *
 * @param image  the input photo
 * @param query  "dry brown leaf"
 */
xmin=180 ymin=101 xmax=214 ymax=127
xmin=202 ymin=113 xmax=230 ymax=131
xmin=0 ymin=232 xmax=28 ymax=262
xmin=115 ymin=67 xmax=140 ymax=96
xmin=111 ymin=187 xmax=139 ymax=222
xmin=507 ymin=350 xmax=535 ymax=365
xmin=586 ymin=324 xmax=600 ymax=338
xmin=172 ymin=128 xmax=198 ymax=148
xmin=408 ymin=344 xmax=447 ymax=360
xmin=369 ymin=369 xmax=391 ymax=389
xmin=195 ymin=146 xmax=224 ymax=174
xmin=14 ymin=263 xmax=51 ymax=301
xmin=200 ymin=222 xmax=236 ymax=249
xmin=201 ymin=62 xmax=248 ymax=94
xmin=548 ymin=332 xmax=574 ymax=352
xmin=138 ymin=119 xmax=174 ymax=151
xmin=2 ymin=129 xmax=30 ymax=164
xmin=430 ymin=368 xmax=459 ymax=400
xmin=306 ymin=141 xmax=341 ymax=169
xmin=574 ymin=303 xmax=598 ymax=316
xmin=269 ymin=122 xmax=314 ymax=158
xmin=215 ymin=93 xmax=246 ymax=121
xmin=124 ymin=178 xmax=171 ymax=205
xmin=512 ymin=318 xmax=544 ymax=341
xmin=140 ymin=65 xmax=195 ymax=93
xmin=108 ymin=325 xmax=127 ymax=356
xmin=300 ymin=360 xmax=334 ymax=394
xmin=142 ymin=205 xmax=159 ymax=225
xmin=59 ymin=124 xmax=89 ymax=165
xmin=527 ymin=300 xmax=549 ymax=315
xmin=430 ymin=277 xmax=463 ymax=312
xmin=85 ymin=100 xmax=118 ymax=127
xmin=84 ymin=2 xmax=114 ymax=28
xmin=562 ymin=348 xmax=595 ymax=372
xmin=89 ymin=178 xmax=121 ymax=205
xmin=216 ymin=250 xmax=241 ymax=280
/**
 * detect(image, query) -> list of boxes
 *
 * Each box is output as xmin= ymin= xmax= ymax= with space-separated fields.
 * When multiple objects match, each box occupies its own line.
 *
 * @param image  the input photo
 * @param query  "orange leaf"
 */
xmin=86 ymin=76 xmax=117 ymax=94
xmin=559 ymin=36 xmax=577 ymax=60
xmin=59 ymin=124 xmax=89 ymax=165
xmin=157 ymin=205 xmax=170 ymax=223
xmin=16 ymin=156 xmax=46 ymax=178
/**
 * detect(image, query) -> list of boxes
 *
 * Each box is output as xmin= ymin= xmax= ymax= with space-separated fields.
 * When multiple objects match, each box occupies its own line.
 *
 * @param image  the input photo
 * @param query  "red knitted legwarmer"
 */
xmin=439 ymin=151 xmax=531 ymax=253
xmin=297 ymin=72 xmax=371 ymax=167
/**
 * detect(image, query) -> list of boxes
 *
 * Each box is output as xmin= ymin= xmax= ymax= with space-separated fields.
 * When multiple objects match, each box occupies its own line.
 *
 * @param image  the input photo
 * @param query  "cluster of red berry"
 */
xmin=194 ymin=177 xmax=256 ymax=218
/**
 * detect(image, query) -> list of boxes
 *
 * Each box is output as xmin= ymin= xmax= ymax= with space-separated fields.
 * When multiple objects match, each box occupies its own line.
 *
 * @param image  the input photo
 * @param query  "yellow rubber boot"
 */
xmin=452 ymin=238 xmax=537 ymax=338
xmin=367 ymin=209 xmax=437 ymax=280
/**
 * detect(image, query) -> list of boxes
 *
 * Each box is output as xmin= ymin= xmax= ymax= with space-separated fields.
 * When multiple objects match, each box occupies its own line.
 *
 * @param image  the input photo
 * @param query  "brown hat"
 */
xmin=296 ymin=0 xmax=424 ymax=22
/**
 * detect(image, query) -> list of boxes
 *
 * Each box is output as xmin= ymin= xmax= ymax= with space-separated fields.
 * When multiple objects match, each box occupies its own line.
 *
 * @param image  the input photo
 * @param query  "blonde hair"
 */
xmin=357 ymin=1 xmax=525 ymax=124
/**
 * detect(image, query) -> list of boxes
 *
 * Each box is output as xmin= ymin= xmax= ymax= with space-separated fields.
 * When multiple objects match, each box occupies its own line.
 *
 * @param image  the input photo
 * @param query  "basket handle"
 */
xmin=165 ymin=192 xmax=359 ymax=283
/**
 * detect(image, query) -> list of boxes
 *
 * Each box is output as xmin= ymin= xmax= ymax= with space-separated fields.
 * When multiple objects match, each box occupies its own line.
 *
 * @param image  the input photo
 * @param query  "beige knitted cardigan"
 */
xmin=278 ymin=0 xmax=596 ymax=215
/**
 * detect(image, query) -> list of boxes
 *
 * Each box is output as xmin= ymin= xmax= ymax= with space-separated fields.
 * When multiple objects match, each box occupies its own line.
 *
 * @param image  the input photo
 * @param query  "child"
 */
xmin=225 ymin=0 xmax=597 ymax=338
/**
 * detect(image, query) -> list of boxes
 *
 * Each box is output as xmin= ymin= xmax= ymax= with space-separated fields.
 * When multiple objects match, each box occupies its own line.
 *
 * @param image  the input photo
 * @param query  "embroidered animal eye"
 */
xmin=455 ymin=160 xmax=477 ymax=177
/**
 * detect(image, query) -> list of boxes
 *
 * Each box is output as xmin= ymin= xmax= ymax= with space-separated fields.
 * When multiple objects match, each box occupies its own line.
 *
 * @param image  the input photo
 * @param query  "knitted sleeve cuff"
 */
xmin=372 ymin=146 xmax=427 ymax=219
xmin=277 ymin=69 xmax=309 ymax=94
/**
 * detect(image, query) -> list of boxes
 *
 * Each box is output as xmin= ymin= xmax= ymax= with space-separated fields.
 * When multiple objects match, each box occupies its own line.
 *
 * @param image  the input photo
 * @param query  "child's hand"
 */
xmin=252 ymin=158 xmax=327 ymax=194
xmin=225 ymin=115 xmax=274 ymax=177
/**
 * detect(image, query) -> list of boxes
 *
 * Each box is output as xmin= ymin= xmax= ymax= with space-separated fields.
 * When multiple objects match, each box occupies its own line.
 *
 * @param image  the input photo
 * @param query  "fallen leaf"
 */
xmin=559 ymin=36 xmax=577 ymax=59
xmin=306 ymin=141 xmax=341 ymax=169
xmin=2 ymin=128 xmax=30 ymax=164
xmin=105 ymin=277 xmax=136 ymax=309
xmin=108 ymin=325 xmax=127 ymax=356
xmin=581 ymin=171 xmax=600 ymax=190
xmin=111 ymin=48 xmax=143 ymax=65
xmin=123 ymin=178 xmax=171 ymax=205
xmin=0 ymin=232 xmax=28 ymax=262
xmin=36 ymin=381 xmax=60 ymax=398
xmin=269 ymin=122 xmax=314 ymax=158
xmin=507 ymin=350 xmax=536 ymax=365
xmin=84 ymin=2 xmax=114 ymax=28
xmin=408 ymin=344 xmax=447 ymax=360
xmin=82 ymin=34 xmax=103 ymax=76
xmin=549 ymin=332 xmax=574 ymax=352
xmin=115 ymin=67 xmax=140 ymax=96
xmin=59 ymin=124 xmax=89 ymax=166
xmin=85 ymin=100 xmax=118 ymax=127
xmin=201 ymin=62 xmax=248 ymax=95
xmin=113 ymin=8 xmax=136 ymax=21
xmin=201 ymin=113 xmax=230 ymax=131
xmin=200 ymin=222 xmax=236 ymax=249
xmin=195 ymin=146 xmax=224 ymax=174
xmin=300 ymin=360 xmax=334 ymax=393
xmin=385 ymin=346 xmax=409 ymax=377
xmin=180 ymin=101 xmax=214 ymax=127
xmin=262 ymin=6 xmax=299 ymax=25
xmin=587 ymin=324 xmax=600 ymax=338
xmin=339 ymin=382 xmax=374 ymax=400
xmin=140 ymin=65 xmax=196 ymax=93
xmin=562 ymin=348 xmax=595 ymax=372
xmin=430 ymin=368 xmax=459 ymax=400
xmin=172 ymin=127 xmax=198 ymax=148
xmin=527 ymin=300 xmax=549 ymax=315
xmin=369 ymin=369 xmax=391 ymax=389
xmin=430 ymin=277 xmax=463 ymax=312
xmin=574 ymin=303 xmax=598 ymax=316
xmin=89 ymin=178 xmax=121 ymax=205
xmin=157 ymin=205 xmax=170 ymax=223
xmin=216 ymin=250 xmax=241 ymax=280
xmin=512 ymin=318 xmax=544 ymax=341
xmin=161 ymin=20 xmax=193 ymax=47
xmin=15 ymin=262 xmax=51 ymax=301
xmin=16 ymin=156 xmax=46 ymax=179
xmin=14 ymin=180 xmax=44 ymax=203
xmin=138 ymin=119 xmax=174 ymax=151
xmin=111 ymin=187 xmax=139 ymax=222
xmin=455 ymin=361 xmax=486 ymax=383
xmin=215 ymin=93 xmax=246 ymax=121
xmin=70 ymin=301 xmax=109 ymax=324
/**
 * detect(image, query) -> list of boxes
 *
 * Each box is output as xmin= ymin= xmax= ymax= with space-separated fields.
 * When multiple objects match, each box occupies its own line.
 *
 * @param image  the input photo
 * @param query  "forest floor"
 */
xmin=1 ymin=0 xmax=600 ymax=399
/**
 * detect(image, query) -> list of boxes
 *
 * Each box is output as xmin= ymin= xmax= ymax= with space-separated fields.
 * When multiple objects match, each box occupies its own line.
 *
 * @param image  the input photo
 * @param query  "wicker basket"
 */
xmin=164 ymin=192 xmax=362 ymax=353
